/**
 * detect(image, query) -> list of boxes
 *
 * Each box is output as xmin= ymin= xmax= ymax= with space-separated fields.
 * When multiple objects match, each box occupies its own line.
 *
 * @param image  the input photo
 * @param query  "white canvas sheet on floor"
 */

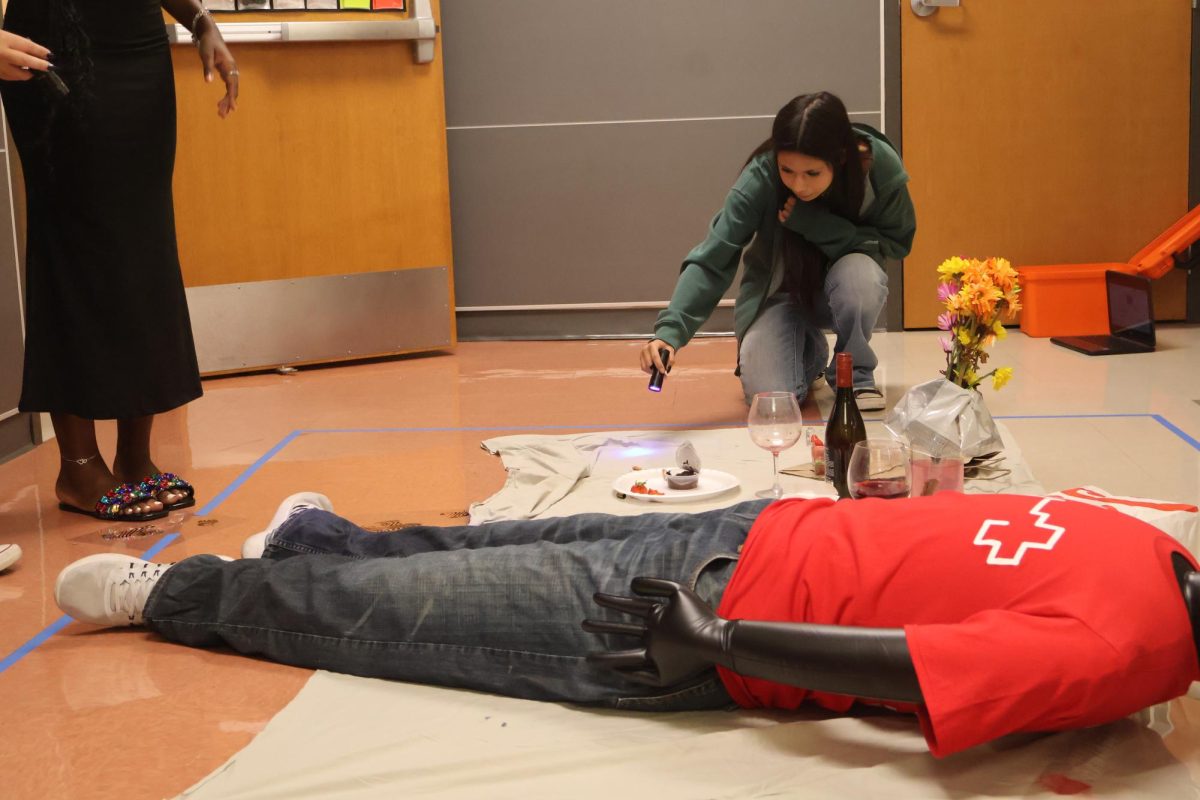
xmin=468 ymin=423 xmax=1043 ymax=524
xmin=178 ymin=673 xmax=1197 ymax=799
xmin=177 ymin=426 xmax=1200 ymax=799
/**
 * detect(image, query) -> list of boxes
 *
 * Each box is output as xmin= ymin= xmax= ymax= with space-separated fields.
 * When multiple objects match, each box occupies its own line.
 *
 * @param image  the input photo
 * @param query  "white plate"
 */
xmin=612 ymin=469 xmax=740 ymax=503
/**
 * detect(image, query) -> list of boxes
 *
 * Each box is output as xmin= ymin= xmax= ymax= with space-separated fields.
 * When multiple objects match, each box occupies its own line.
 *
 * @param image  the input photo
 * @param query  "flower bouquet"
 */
xmin=935 ymin=256 xmax=1021 ymax=391
xmin=886 ymin=257 xmax=1022 ymax=462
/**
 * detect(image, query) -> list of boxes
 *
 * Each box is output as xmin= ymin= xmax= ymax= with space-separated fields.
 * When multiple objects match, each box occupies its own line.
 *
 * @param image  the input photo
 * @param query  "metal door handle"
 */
xmin=911 ymin=0 xmax=961 ymax=17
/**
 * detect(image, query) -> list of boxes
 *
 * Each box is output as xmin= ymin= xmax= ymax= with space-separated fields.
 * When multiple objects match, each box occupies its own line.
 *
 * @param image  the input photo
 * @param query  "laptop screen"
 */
xmin=1106 ymin=271 xmax=1155 ymax=345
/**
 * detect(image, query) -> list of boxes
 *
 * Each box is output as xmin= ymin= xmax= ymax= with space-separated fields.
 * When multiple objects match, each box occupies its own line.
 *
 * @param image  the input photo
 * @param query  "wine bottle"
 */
xmin=824 ymin=352 xmax=867 ymax=499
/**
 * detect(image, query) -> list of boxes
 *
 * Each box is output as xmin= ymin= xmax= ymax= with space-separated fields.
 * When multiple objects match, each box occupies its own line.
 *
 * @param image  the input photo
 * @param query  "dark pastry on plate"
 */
xmin=664 ymin=465 xmax=699 ymax=490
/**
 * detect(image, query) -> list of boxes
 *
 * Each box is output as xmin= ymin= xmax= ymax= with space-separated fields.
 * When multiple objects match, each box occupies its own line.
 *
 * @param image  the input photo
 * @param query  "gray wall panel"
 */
xmin=0 ymin=158 xmax=24 ymax=417
xmin=442 ymin=0 xmax=888 ymax=338
xmin=442 ymin=0 xmax=882 ymax=126
xmin=0 ymin=108 xmax=32 ymax=459
xmin=457 ymin=307 xmax=736 ymax=341
xmin=0 ymin=413 xmax=33 ymax=466
xmin=450 ymin=112 xmax=882 ymax=308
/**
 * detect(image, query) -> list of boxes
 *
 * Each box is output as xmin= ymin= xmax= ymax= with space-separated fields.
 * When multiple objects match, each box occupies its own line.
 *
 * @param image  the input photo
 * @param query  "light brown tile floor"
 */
xmin=2 ymin=334 xmax=1199 ymax=798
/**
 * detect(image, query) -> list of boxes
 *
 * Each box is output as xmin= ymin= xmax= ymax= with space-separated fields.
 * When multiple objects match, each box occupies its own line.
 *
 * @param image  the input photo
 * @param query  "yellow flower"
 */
xmin=957 ymin=328 xmax=973 ymax=346
xmin=992 ymin=320 xmax=1007 ymax=340
xmin=946 ymin=292 xmax=969 ymax=316
xmin=992 ymin=367 xmax=1014 ymax=390
xmin=937 ymin=256 xmax=970 ymax=278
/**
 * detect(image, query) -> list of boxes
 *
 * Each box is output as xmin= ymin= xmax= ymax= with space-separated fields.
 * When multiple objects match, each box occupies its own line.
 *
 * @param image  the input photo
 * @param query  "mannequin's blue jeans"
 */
xmin=143 ymin=501 xmax=770 ymax=710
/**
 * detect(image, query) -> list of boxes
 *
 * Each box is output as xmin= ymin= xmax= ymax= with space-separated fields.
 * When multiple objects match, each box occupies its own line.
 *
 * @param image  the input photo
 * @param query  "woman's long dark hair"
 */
xmin=745 ymin=92 xmax=870 ymax=307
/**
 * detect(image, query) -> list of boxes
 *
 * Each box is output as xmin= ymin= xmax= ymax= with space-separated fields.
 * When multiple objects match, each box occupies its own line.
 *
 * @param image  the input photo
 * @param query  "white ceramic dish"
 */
xmin=612 ymin=469 xmax=740 ymax=503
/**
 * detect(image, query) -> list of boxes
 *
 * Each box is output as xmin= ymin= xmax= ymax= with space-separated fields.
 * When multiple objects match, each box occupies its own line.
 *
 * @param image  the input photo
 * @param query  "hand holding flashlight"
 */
xmin=648 ymin=348 xmax=671 ymax=393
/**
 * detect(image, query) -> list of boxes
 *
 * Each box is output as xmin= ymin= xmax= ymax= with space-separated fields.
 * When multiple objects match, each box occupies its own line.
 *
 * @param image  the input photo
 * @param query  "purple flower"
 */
xmin=936 ymin=312 xmax=955 ymax=331
xmin=939 ymin=336 xmax=953 ymax=353
xmin=937 ymin=281 xmax=960 ymax=302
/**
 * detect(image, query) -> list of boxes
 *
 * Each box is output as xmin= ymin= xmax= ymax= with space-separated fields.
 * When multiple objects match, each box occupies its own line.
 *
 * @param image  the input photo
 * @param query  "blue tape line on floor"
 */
xmin=196 ymin=431 xmax=301 ymax=516
xmin=0 ymin=616 xmax=71 ymax=676
xmin=1153 ymin=415 xmax=1200 ymax=452
xmin=0 ymin=433 xmax=302 ymax=677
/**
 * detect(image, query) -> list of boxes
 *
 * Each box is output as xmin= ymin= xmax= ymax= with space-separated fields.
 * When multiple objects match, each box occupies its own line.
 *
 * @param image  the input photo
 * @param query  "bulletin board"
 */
xmin=207 ymin=1 xmax=406 ymax=10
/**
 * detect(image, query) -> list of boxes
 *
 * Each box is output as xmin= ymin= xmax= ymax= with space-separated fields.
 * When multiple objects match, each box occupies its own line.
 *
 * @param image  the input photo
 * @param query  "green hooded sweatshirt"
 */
xmin=653 ymin=124 xmax=916 ymax=350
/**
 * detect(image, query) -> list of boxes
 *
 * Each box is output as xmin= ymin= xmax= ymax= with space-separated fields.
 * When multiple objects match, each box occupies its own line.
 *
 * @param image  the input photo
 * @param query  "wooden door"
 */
xmin=165 ymin=3 xmax=457 ymax=372
xmin=171 ymin=6 xmax=454 ymax=289
xmin=901 ymin=0 xmax=1192 ymax=327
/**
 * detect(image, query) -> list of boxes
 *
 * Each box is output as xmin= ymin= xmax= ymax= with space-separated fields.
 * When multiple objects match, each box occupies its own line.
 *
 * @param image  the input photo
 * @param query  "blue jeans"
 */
xmin=143 ymin=500 xmax=770 ymax=710
xmin=739 ymin=253 xmax=888 ymax=403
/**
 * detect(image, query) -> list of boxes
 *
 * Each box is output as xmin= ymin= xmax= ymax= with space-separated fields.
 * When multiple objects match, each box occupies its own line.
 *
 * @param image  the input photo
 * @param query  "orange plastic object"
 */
xmin=1016 ymin=204 xmax=1198 ymax=337
xmin=1129 ymin=204 xmax=1200 ymax=279
xmin=1015 ymin=263 xmax=1136 ymax=337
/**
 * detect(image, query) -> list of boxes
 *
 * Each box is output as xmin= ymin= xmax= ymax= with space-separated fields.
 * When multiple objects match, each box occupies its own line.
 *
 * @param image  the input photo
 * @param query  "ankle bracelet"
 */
xmin=62 ymin=453 xmax=101 ymax=466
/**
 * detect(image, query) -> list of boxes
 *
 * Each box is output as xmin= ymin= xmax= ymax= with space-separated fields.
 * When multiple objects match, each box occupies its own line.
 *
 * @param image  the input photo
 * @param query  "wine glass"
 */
xmin=847 ymin=439 xmax=911 ymax=500
xmin=747 ymin=392 xmax=804 ymax=499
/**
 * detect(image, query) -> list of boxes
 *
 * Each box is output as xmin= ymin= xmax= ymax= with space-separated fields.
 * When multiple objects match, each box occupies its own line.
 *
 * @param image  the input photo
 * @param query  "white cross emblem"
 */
xmin=973 ymin=497 xmax=1066 ymax=566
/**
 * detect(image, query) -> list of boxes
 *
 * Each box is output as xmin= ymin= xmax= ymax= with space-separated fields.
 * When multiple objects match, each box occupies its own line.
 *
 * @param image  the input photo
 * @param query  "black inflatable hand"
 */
xmin=583 ymin=577 xmax=733 ymax=686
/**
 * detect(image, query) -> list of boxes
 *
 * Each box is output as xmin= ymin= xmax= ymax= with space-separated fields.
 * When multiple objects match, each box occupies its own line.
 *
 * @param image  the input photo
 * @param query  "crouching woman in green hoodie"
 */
xmin=640 ymin=91 xmax=916 ymax=411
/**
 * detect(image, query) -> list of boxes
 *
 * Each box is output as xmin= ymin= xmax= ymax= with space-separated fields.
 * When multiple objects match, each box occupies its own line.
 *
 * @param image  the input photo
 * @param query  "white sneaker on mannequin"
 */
xmin=0 ymin=544 xmax=21 ymax=572
xmin=55 ymin=554 xmax=170 ymax=627
xmin=241 ymin=492 xmax=335 ymax=559
xmin=55 ymin=553 xmax=231 ymax=626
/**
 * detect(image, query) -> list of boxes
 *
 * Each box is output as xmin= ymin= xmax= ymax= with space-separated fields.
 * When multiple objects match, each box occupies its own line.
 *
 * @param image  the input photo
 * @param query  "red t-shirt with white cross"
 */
xmin=714 ymin=493 xmax=1199 ymax=757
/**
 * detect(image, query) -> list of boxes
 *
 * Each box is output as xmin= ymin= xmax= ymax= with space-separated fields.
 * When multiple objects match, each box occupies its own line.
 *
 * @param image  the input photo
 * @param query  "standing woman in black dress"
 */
xmin=1 ymin=1 xmax=238 ymax=520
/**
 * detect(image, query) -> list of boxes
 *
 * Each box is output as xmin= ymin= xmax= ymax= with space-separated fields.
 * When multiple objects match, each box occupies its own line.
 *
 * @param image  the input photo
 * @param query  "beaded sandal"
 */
xmin=135 ymin=472 xmax=196 ymax=512
xmin=58 ymin=483 xmax=169 ymax=522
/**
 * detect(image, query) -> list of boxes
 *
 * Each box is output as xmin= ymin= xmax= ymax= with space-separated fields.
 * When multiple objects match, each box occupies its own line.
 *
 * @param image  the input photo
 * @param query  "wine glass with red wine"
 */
xmin=847 ymin=439 xmax=911 ymax=500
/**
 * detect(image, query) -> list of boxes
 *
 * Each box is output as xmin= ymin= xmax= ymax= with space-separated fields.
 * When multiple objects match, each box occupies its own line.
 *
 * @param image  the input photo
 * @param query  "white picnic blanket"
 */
xmin=468 ymin=423 xmax=1043 ymax=524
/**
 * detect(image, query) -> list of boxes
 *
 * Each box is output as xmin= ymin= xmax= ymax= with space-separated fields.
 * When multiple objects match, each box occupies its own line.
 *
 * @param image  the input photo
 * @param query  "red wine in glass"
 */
xmin=850 ymin=477 xmax=909 ymax=500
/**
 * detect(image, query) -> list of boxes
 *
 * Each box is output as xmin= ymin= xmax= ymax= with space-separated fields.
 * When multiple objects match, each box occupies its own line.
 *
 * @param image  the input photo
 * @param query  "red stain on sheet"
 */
xmin=1039 ymin=773 xmax=1091 ymax=795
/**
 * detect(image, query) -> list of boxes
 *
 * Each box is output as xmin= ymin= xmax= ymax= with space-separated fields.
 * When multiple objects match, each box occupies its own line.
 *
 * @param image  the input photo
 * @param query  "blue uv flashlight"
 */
xmin=648 ymin=349 xmax=670 ymax=393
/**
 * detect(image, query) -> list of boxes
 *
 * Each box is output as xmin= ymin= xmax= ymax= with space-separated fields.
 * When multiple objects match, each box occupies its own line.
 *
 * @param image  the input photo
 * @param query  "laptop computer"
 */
xmin=1050 ymin=270 xmax=1156 ymax=356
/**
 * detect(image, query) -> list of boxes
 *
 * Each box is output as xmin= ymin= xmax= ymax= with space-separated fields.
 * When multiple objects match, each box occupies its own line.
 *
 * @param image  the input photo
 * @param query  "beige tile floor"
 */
xmin=1 ymin=330 xmax=1198 ymax=799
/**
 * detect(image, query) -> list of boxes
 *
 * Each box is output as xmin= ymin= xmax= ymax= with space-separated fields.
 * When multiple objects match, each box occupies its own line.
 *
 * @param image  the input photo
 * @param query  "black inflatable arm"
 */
xmin=584 ymin=577 xmax=923 ymax=705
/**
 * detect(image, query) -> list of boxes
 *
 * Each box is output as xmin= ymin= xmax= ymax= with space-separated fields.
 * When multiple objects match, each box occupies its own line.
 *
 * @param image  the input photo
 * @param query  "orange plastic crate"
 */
xmin=1015 ymin=204 xmax=1200 ymax=338
xmin=1015 ymin=263 xmax=1135 ymax=338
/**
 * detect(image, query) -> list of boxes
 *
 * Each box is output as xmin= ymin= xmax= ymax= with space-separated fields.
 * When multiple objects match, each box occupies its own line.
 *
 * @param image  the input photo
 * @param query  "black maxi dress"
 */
xmin=1 ymin=0 xmax=202 ymax=420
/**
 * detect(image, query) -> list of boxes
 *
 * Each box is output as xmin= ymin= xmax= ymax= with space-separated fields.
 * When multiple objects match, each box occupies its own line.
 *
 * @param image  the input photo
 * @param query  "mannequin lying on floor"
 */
xmin=55 ymin=490 xmax=1200 ymax=757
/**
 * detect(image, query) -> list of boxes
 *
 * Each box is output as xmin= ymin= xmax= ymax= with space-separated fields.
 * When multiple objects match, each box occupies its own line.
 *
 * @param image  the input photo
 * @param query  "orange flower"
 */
xmin=1003 ymin=288 xmax=1022 ymax=316
xmin=960 ymin=259 xmax=991 ymax=288
xmin=990 ymin=257 xmax=1018 ymax=292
